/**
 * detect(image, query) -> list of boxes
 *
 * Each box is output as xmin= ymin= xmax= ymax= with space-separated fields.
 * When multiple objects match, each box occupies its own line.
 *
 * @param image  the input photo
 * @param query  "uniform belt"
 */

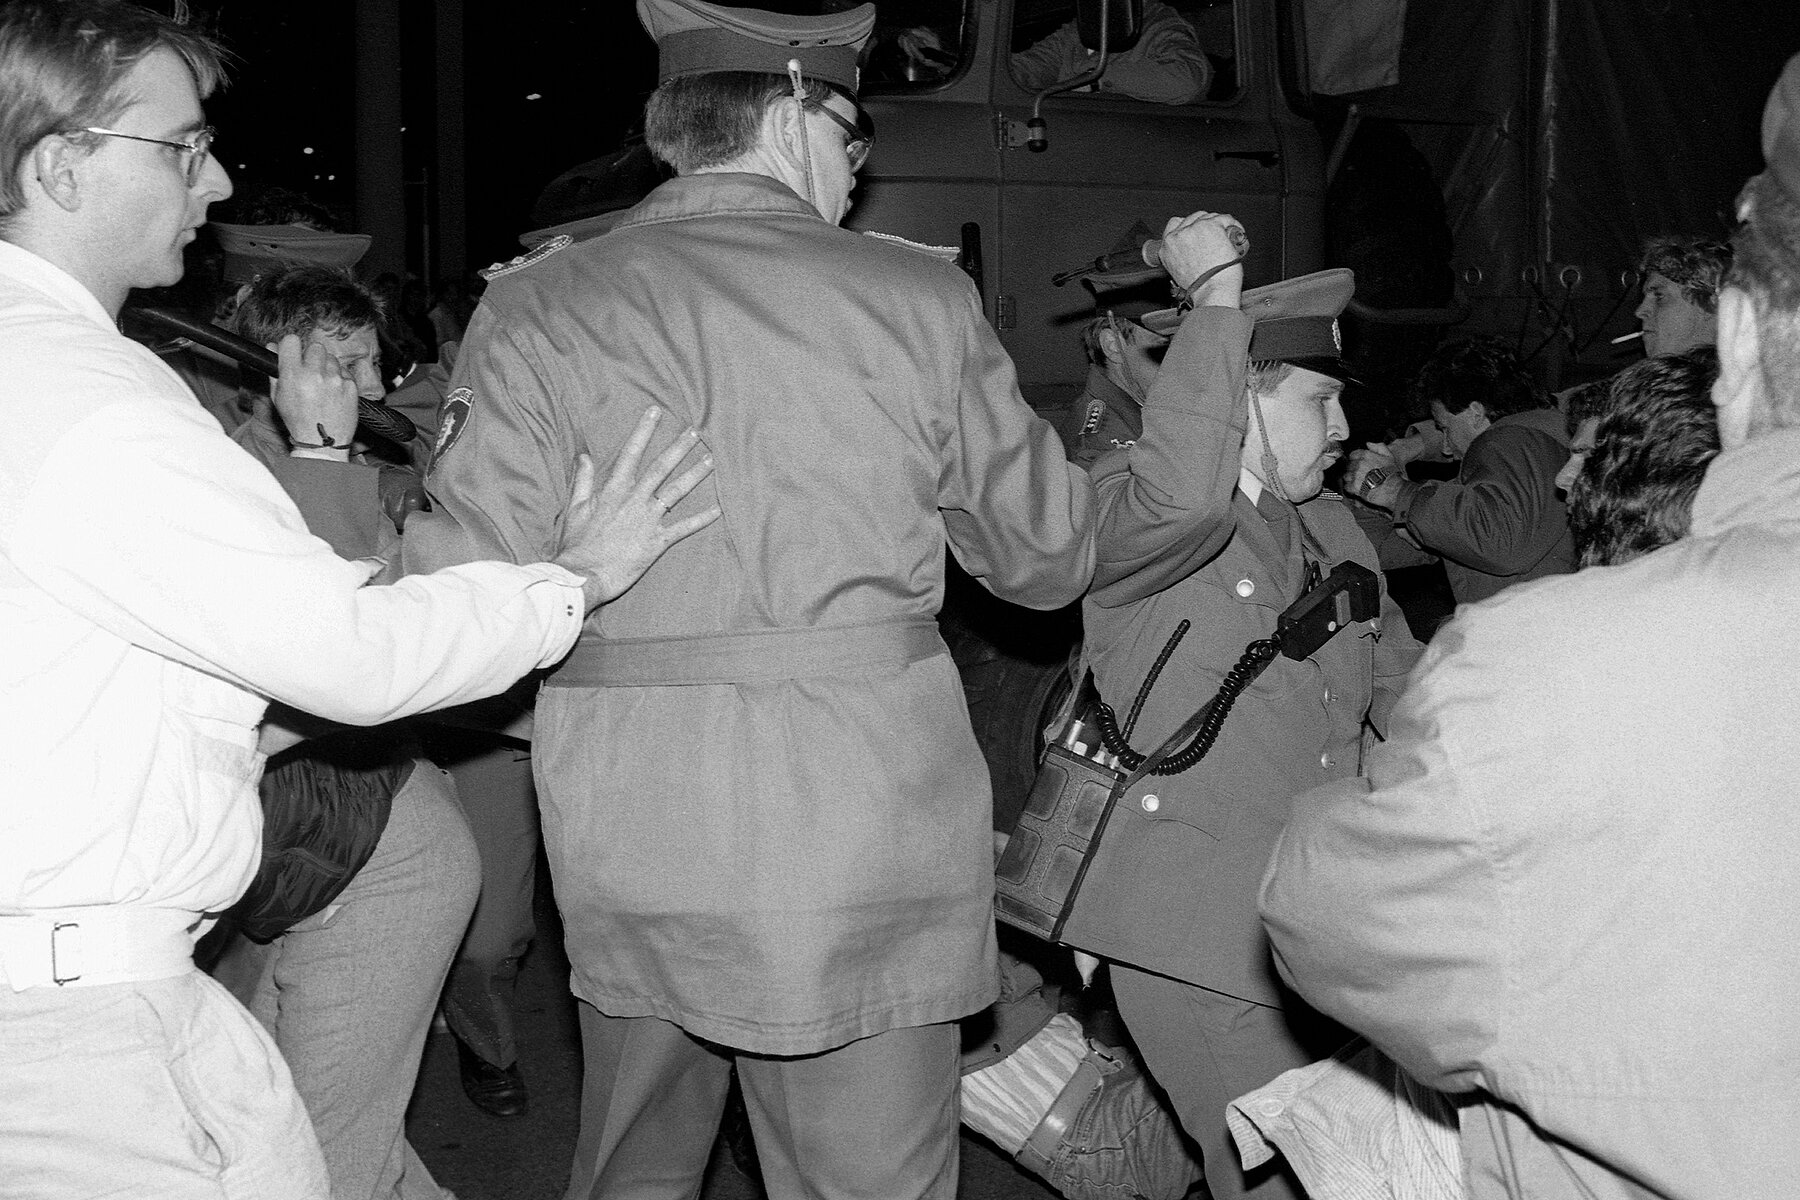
xmin=546 ymin=617 xmax=945 ymax=688
xmin=0 ymin=907 xmax=199 ymax=991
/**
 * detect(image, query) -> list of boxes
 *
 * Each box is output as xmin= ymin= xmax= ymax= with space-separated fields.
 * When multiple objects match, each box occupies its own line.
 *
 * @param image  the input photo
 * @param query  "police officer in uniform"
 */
xmin=401 ymin=1 xmax=1099 ymax=1195
xmin=1076 ymin=214 xmax=1424 ymax=1200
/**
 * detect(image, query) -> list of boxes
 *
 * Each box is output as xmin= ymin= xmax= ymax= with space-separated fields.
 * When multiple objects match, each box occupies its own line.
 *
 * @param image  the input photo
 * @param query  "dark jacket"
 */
xmin=1395 ymin=407 xmax=1575 ymax=604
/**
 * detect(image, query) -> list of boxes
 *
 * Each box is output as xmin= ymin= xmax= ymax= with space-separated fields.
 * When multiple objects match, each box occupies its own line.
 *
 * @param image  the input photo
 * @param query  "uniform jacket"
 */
xmin=1260 ymin=428 xmax=1800 ymax=1199
xmin=404 ymin=172 xmax=1095 ymax=1054
xmin=1394 ymin=407 xmax=1575 ymax=604
xmin=1077 ymin=307 xmax=1421 ymax=1006
xmin=1066 ymin=365 xmax=1145 ymax=471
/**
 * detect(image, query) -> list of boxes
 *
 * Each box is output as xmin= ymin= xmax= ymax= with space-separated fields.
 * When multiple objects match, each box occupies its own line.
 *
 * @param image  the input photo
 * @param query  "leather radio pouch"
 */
xmin=993 ymin=562 xmax=1380 ymax=976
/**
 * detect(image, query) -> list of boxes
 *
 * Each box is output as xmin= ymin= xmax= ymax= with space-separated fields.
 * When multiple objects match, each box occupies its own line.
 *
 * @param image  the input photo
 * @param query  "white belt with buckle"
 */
xmin=0 ymin=908 xmax=199 ymax=991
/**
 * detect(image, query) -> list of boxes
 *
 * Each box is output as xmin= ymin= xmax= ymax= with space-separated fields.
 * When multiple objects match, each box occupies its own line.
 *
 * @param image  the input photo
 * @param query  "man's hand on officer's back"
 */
xmin=557 ymin=405 xmax=721 ymax=612
xmin=1158 ymin=211 xmax=1246 ymax=310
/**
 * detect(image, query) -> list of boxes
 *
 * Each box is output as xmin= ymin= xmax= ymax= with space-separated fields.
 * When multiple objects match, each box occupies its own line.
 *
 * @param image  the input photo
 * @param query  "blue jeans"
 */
xmin=214 ymin=762 xmax=479 ymax=1200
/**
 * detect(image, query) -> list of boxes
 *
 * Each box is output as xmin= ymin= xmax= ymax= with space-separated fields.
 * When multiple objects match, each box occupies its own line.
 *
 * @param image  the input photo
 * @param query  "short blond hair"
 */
xmin=0 ymin=0 xmax=227 ymax=224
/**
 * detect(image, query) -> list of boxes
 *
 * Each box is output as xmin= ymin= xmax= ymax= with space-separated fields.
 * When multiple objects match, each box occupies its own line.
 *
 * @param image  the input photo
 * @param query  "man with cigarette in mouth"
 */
xmin=1630 ymin=235 xmax=1732 ymax=359
xmin=1568 ymin=237 xmax=1734 ymax=489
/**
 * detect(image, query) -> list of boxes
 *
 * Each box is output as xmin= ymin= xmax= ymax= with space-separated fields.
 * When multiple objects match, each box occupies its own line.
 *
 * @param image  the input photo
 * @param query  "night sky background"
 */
xmin=194 ymin=1 xmax=663 ymax=275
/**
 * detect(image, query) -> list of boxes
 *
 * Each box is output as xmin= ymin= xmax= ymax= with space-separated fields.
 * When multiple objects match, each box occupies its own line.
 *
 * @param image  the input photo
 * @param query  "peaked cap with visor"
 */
xmin=637 ymin=0 xmax=877 ymax=94
xmin=211 ymin=223 xmax=372 ymax=285
xmin=1144 ymin=267 xmax=1357 ymax=382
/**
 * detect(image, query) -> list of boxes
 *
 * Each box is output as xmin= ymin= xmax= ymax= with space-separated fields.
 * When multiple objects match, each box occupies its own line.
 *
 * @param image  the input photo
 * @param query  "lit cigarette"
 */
xmin=1611 ymin=330 xmax=1645 ymax=344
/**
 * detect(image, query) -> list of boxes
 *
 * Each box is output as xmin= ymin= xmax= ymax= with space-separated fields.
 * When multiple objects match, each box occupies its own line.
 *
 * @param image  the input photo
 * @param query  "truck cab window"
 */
xmin=864 ymin=0 xmax=972 ymax=88
xmin=1009 ymin=0 xmax=1237 ymax=104
xmin=730 ymin=0 xmax=971 ymax=90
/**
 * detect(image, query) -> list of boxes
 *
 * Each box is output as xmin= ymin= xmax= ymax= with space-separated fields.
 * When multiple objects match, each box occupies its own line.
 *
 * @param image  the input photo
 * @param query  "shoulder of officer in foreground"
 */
xmin=477 ymin=234 xmax=574 ymax=284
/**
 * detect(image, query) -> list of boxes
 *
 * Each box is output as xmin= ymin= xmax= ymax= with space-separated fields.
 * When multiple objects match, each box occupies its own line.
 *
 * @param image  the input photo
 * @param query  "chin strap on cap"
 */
xmin=788 ymin=58 xmax=817 ymax=214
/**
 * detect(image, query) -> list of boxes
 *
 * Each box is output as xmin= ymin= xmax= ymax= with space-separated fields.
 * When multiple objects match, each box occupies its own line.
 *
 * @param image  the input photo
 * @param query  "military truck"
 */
xmin=835 ymin=0 xmax=1799 ymax=820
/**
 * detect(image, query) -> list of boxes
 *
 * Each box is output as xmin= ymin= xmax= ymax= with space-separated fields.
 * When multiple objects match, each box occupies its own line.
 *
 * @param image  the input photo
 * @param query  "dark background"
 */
xmin=196 ymin=1 xmax=662 ymax=281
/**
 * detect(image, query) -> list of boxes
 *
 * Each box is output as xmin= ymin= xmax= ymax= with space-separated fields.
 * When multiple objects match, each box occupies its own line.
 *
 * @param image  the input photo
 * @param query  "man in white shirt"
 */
xmin=0 ymin=5 xmax=715 ymax=1198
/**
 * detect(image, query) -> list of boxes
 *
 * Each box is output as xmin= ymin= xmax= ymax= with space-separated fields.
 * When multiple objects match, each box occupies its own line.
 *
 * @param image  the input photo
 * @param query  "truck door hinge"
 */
xmin=994 ymin=294 xmax=1018 ymax=329
xmin=994 ymin=112 xmax=1033 ymax=150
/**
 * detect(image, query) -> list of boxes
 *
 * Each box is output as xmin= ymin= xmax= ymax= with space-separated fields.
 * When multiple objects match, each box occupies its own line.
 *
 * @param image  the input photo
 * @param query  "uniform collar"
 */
xmin=0 ymin=238 xmax=116 ymax=332
xmin=613 ymin=172 xmax=829 ymax=232
xmin=1238 ymin=466 xmax=1264 ymax=506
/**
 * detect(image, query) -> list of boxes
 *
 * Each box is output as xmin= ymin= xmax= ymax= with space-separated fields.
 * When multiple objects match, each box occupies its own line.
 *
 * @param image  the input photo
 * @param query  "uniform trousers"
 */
xmin=563 ymin=1005 xmax=962 ymax=1200
xmin=214 ymin=763 xmax=480 ymax=1200
xmin=1113 ymin=966 xmax=1349 ymax=1200
xmin=0 ymin=968 xmax=330 ymax=1200
xmin=438 ymin=736 xmax=538 ymax=1070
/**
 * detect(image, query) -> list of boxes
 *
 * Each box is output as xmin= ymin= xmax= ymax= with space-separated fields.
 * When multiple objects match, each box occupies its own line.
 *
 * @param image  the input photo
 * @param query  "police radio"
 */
xmin=993 ymin=562 xmax=1380 ymax=953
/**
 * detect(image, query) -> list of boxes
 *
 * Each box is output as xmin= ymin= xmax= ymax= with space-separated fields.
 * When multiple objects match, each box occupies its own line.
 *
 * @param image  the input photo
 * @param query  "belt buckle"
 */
xmin=51 ymin=921 xmax=81 ymax=986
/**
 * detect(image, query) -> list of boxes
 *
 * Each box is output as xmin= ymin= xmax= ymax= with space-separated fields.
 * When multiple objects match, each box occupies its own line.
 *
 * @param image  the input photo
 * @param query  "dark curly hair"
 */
xmin=1409 ymin=335 xmax=1547 ymax=420
xmin=1638 ymin=236 xmax=1733 ymax=315
xmin=238 ymin=186 xmax=342 ymax=232
xmin=1562 ymin=376 xmax=1611 ymax=439
xmin=1568 ymin=347 xmax=1720 ymax=568
xmin=228 ymin=265 xmax=384 ymax=348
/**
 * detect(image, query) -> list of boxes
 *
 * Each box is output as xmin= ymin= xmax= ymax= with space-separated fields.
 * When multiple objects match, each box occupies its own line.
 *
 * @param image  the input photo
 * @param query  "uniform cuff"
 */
xmin=1391 ymin=480 xmax=1425 ymax=524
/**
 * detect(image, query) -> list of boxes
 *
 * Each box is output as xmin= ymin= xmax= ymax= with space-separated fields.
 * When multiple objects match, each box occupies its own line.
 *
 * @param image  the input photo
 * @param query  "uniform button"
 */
xmin=1323 ymin=687 xmax=1334 ymax=703
xmin=1140 ymin=793 xmax=1160 ymax=813
xmin=1320 ymin=752 xmax=1334 ymax=769
xmin=1235 ymin=579 xmax=1255 ymax=598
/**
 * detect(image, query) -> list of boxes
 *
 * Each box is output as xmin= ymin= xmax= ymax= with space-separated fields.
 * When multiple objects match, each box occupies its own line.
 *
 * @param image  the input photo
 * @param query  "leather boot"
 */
xmin=455 ymin=1035 xmax=529 ymax=1118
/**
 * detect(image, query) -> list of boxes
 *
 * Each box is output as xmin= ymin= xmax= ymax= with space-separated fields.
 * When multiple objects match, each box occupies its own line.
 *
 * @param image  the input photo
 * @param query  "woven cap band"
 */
xmin=658 ymin=28 xmax=861 ymax=91
xmin=1247 ymin=315 xmax=1340 ymax=362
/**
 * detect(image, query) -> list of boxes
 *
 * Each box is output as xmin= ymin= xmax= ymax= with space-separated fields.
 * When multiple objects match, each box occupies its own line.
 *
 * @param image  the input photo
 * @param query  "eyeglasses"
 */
xmin=806 ymin=103 xmax=874 ymax=173
xmin=73 ymin=125 xmax=216 ymax=186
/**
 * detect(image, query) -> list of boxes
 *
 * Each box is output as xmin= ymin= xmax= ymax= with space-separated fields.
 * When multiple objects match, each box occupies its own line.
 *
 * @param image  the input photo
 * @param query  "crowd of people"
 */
xmin=2 ymin=1 xmax=1798 ymax=1200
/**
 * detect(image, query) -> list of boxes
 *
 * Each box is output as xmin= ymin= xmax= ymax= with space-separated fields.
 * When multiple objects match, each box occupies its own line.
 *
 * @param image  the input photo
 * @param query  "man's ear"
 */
xmin=1712 ymin=286 xmax=1760 ymax=448
xmin=768 ymin=95 xmax=808 ymax=166
xmin=1465 ymin=399 xmax=1489 ymax=426
xmin=29 ymin=135 xmax=86 ymax=213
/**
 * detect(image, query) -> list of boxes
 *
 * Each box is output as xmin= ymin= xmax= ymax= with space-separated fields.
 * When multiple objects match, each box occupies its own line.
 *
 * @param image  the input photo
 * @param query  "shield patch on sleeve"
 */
xmin=428 ymin=387 xmax=473 ymax=474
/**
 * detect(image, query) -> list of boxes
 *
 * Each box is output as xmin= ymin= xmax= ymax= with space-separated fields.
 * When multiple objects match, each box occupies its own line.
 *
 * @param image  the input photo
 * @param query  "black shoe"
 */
xmin=456 ymin=1037 xmax=529 ymax=1119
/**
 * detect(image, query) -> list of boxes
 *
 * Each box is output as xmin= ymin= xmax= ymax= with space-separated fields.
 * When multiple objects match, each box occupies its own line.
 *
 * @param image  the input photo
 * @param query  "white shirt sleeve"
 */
xmin=8 ymin=397 xmax=584 ymax=726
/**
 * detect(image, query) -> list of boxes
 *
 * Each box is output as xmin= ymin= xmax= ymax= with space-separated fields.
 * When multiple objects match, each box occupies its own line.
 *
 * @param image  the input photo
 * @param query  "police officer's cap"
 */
xmin=212 ymin=222 xmax=373 ymax=284
xmin=638 ymin=0 xmax=877 ymax=94
xmin=1144 ymin=267 xmax=1356 ymax=381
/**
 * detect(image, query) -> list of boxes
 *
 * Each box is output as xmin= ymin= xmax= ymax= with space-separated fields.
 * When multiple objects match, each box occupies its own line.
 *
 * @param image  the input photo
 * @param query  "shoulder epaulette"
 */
xmin=479 ymin=234 xmax=573 ymax=282
xmin=861 ymin=230 xmax=960 ymax=263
